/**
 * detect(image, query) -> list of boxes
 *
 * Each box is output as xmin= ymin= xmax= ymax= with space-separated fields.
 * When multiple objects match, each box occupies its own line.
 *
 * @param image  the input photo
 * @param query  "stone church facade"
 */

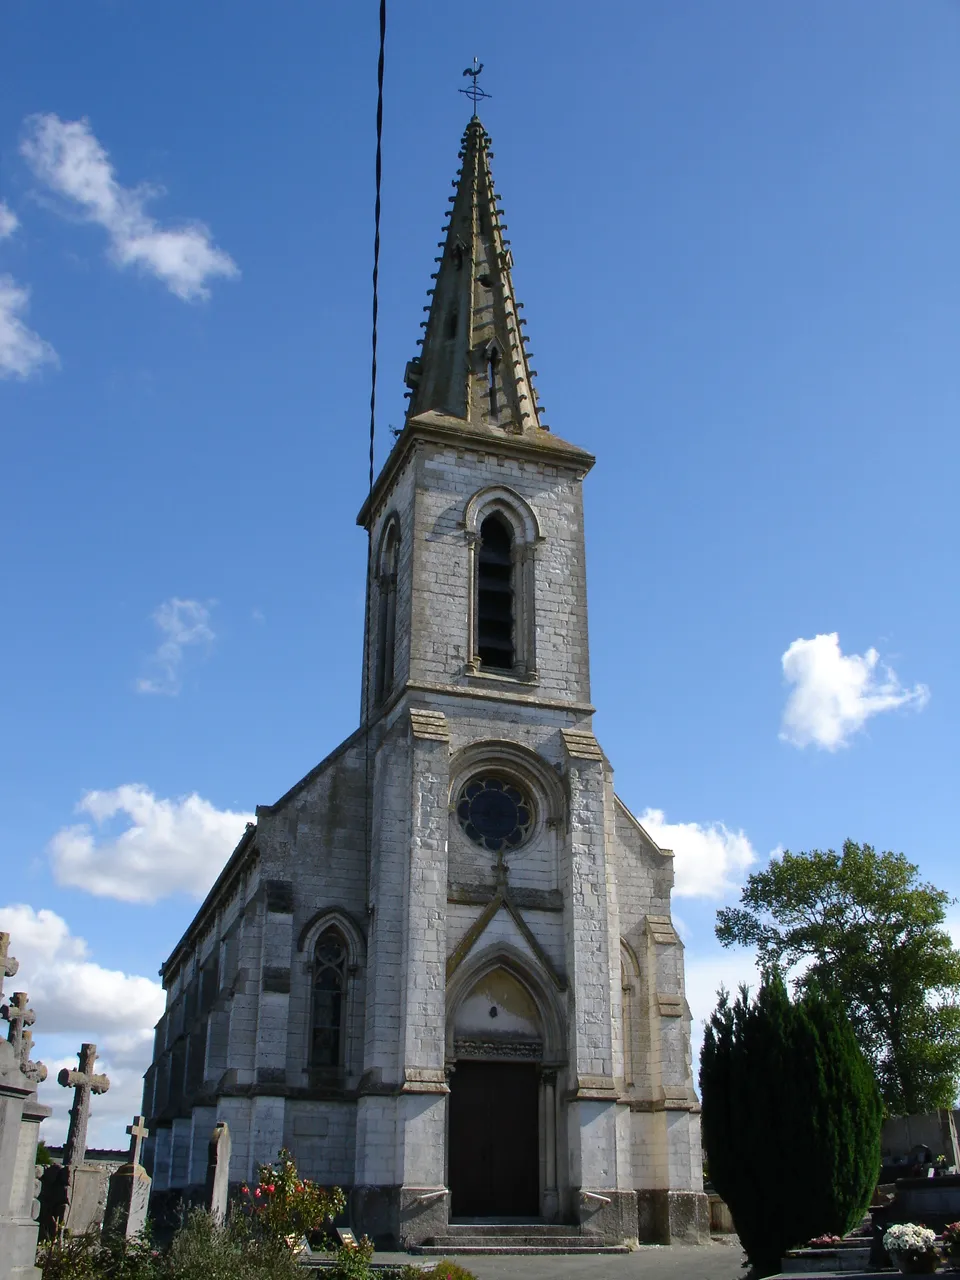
xmin=142 ymin=116 xmax=708 ymax=1248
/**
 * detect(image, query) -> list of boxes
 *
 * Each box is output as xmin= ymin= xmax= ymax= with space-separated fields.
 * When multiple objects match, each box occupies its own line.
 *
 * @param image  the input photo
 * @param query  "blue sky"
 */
xmin=1 ymin=1 xmax=958 ymax=1143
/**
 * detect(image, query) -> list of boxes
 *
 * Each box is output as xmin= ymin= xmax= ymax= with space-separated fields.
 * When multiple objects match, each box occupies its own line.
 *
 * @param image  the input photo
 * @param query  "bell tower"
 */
xmin=348 ymin=114 xmax=707 ymax=1244
xmin=359 ymin=115 xmax=596 ymax=723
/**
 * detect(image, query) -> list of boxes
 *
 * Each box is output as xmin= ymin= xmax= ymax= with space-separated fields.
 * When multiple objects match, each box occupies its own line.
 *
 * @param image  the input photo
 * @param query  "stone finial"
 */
xmin=58 ymin=1042 xmax=110 ymax=1168
xmin=125 ymin=1115 xmax=149 ymax=1168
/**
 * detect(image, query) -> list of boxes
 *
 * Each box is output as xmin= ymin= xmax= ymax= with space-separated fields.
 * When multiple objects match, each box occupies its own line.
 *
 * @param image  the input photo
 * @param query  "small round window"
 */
xmin=456 ymin=775 xmax=534 ymax=852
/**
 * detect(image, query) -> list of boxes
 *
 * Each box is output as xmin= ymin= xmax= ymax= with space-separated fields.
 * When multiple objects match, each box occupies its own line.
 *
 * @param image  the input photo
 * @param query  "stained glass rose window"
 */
xmin=456 ymin=775 xmax=534 ymax=852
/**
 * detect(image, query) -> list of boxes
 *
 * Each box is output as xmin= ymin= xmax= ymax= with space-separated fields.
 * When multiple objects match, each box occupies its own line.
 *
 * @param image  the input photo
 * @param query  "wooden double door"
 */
xmin=448 ymin=1060 xmax=540 ymax=1218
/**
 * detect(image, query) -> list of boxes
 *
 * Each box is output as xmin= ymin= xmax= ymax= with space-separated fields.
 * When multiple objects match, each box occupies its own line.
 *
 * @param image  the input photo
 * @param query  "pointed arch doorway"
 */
xmin=447 ymin=965 xmax=547 ymax=1219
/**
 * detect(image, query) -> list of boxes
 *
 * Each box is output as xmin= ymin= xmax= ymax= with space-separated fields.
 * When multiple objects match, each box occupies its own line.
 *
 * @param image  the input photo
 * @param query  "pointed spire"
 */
xmin=404 ymin=118 xmax=545 ymax=435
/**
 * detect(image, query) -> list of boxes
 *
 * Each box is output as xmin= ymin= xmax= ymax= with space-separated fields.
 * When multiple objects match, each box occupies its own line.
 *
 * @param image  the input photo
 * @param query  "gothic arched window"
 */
xmin=477 ymin=513 xmax=514 ymax=670
xmin=311 ymin=929 xmax=347 ymax=1071
xmin=464 ymin=486 xmax=540 ymax=681
xmin=374 ymin=518 xmax=399 ymax=704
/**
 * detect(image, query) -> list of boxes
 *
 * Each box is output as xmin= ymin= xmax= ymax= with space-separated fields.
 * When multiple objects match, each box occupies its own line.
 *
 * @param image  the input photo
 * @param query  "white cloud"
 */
xmin=0 ymin=274 xmax=58 ymax=379
xmin=21 ymin=114 xmax=238 ymax=301
xmin=684 ymin=948 xmax=762 ymax=1083
xmin=48 ymin=784 xmax=254 ymax=903
xmin=137 ymin=597 xmax=215 ymax=695
xmin=0 ymin=200 xmax=18 ymax=240
xmin=0 ymin=904 xmax=164 ymax=1147
xmin=780 ymin=632 xmax=929 ymax=751
xmin=639 ymin=807 xmax=757 ymax=899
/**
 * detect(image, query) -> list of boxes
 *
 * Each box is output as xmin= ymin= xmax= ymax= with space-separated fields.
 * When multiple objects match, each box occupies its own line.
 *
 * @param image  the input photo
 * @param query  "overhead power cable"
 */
xmin=364 ymin=0 xmax=387 ymax=909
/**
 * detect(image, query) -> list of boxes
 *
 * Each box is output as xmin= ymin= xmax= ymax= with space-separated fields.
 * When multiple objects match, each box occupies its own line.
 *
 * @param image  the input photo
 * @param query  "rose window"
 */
xmin=456 ymin=775 xmax=534 ymax=852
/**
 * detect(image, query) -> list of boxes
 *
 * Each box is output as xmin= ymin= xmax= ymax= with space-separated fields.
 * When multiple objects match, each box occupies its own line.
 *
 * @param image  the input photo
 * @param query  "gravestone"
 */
xmin=41 ymin=1043 xmax=111 ymax=1238
xmin=59 ymin=1043 xmax=110 ymax=1170
xmin=102 ymin=1116 xmax=151 ymax=1241
xmin=204 ymin=1122 xmax=231 ymax=1223
xmin=0 ymin=934 xmax=50 ymax=1280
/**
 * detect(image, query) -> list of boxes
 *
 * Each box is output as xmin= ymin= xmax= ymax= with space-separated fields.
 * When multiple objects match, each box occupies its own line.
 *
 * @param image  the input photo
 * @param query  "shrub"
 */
xmin=238 ymin=1148 xmax=345 ymax=1244
xmin=164 ymin=1209 xmax=299 ymax=1280
xmin=37 ymin=1233 xmax=105 ymax=1280
xmin=326 ymin=1235 xmax=375 ymax=1280
xmin=399 ymin=1264 xmax=479 ymax=1280
xmin=700 ymin=975 xmax=882 ymax=1277
xmin=38 ymin=1229 xmax=159 ymax=1280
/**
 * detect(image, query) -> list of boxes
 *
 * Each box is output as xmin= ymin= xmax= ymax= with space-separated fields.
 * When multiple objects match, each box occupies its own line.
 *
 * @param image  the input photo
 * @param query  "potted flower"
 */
xmin=941 ymin=1223 xmax=960 ymax=1270
xmin=883 ymin=1223 xmax=939 ymax=1275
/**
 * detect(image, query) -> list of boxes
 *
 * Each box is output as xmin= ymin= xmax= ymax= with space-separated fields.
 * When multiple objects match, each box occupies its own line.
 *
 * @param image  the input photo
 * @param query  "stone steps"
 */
xmin=439 ymin=1222 xmax=583 ymax=1235
xmin=411 ymin=1223 xmax=629 ymax=1254
xmin=411 ymin=1243 xmax=631 ymax=1255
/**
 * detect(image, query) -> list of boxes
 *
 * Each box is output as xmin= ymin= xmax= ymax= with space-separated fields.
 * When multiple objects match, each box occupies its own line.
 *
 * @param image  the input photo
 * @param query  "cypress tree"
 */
xmin=700 ymin=975 xmax=882 ymax=1277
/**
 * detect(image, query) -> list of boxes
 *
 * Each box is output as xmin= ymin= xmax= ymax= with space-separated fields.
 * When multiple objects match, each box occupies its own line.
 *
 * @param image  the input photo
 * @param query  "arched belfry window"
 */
xmin=311 ymin=929 xmax=347 ymax=1072
xmin=374 ymin=517 xmax=399 ymax=704
xmin=477 ymin=514 xmax=514 ymax=670
xmin=464 ymin=486 xmax=541 ymax=681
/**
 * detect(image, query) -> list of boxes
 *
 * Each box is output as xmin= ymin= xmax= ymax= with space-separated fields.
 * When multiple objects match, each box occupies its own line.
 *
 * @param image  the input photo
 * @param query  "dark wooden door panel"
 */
xmin=449 ymin=1061 xmax=539 ymax=1217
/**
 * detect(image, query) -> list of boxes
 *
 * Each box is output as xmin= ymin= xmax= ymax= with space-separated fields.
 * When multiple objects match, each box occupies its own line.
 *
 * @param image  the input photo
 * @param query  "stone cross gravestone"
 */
xmin=44 ymin=1043 xmax=112 ymax=1237
xmin=0 ymin=936 xmax=50 ymax=1280
xmin=17 ymin=1031 xmax=46 ymax=1088
xmin=204 ymin=1122 xmax=231 ymax=1223
xmin=126 ymin=1115 xmax=149 ymax=1167
xmin=1 ymin=995 xmax=35 ymax=1065
xmin=0 ymin=934 xmax=18 ymax=1001
xmin=102 ymin=1116 xmax=151 ymax=1242
xmin=58 ymin=1043 xmax=110 ymax=1170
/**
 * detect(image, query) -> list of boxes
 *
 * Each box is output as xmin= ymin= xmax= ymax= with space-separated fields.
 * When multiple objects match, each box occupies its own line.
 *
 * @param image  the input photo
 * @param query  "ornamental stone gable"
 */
xmin=141 ymin=116 xmax=708 ymax=1250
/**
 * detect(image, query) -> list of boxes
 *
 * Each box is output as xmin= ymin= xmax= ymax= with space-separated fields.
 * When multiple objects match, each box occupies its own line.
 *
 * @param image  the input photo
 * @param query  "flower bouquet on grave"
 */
xmin=941 ymin=1223 xmax=960 ymax=1270
xmin=807 ymin=1235 xmax=844 ymax=1249
xmin=239 ymin=1147 xmax=346 ymax=1250
xmin=883 ymin=1223 xmax=940 ymax=1274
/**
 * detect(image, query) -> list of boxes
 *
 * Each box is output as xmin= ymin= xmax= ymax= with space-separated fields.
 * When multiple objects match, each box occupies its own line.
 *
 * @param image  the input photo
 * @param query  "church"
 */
xmin=141 ymin=113 xmax=708 ymax=1250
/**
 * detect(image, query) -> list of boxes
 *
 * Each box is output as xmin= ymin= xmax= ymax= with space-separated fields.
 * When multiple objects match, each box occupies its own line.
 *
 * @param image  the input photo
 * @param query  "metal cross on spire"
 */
xmin=459 ymin=58 xmax=491 ymax=114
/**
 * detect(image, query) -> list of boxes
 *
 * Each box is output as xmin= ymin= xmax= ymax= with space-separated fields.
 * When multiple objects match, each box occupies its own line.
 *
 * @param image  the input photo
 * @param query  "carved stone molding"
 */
xmin=454 ymin=1037 xmax=543 ymax=1061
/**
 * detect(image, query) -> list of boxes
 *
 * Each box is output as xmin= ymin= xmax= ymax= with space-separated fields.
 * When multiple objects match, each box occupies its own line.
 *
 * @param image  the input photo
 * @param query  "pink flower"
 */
xmin=267 ymin=1184 xmax=275 ymax=1193
xmin=254 ymin=1188 xmax=262 ymax=1198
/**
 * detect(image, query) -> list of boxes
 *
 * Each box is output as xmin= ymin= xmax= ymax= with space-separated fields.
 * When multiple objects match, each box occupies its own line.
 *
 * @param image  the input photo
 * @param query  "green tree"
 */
xmin=716 ymin=841 xmax=960 ymax=1114
xmin=700 ymin=976 xmax=882 ymax=1277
